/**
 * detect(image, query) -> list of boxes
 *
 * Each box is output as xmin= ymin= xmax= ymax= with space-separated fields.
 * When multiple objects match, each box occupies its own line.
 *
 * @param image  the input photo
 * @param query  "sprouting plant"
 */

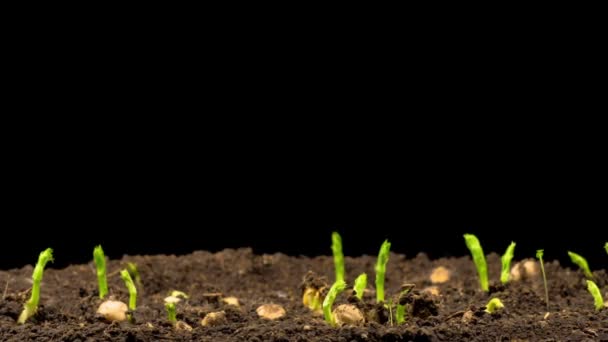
xmin=127 ymin=262 xmax=142 ymax=289
xmin=604 ymin=242 xmax=607 ymax=255
xmin=536 ymin=249 xmax=549 ymax=311
xmin=120 ymin=269 xmax=137 ymax=311
xmin=567 ymin=251 xmax=593 ymax=279
xmin=322 ymin=280 xmax=347 ymax=326
xmin=375 ymin=240 xmax=391 ymax=303
xmin=395 ymin=284 xmax=414 ymax=324
xmin=93 ymin=245 xmax=108 ymax=299
xmin=484 ymin=298 xmax=505 ymax=314
xmin=165 ymin=302 xmax=177 ymax=324
xmin=500 ymin=242 xmax=516 ymax=284
xmin=586 ymin=280 xmax=604 ymax=311
xmin=331 ymin=232 xmax=345 ymax=283
xmin=170 ymin=290 xmax=188 ymax=299
xmin=18 ymin=248 xmax=54 ymax=324
xmin=353 ymin=273 xmax=367 ymax=300
xmin=463 ymin=234 xmax=488 ymax=292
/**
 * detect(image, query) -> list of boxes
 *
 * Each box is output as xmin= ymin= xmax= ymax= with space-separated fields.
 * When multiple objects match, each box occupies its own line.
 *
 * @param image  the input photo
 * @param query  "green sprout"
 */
xmin=604 ymin=242 xmax=607 ymax=255
xmin=120 ymin=269 xmax=137 ymax=311
xmin=463 ymin=234 xmax=488 ymax=292
xmin=353 ymin=273 xmax=367 ymax=300
xmin=165 ymin=302 xmax=177 ymax=324
xmin=18 ymin=248 xmax=54 ymax=324
xmin=93 ymin=245 xmax=108 ymax=299
xmin=322 ymin=280 xmax=347 ymax=326
xmin=395 ymin=284 xmax=414 ymax=324
xmin=567 ymin=251 xmax=593 ymax=279
xmin=500 ymin=242 xmax=516 ymax=284
xmin=375 ymin=240 xmax=391 ymax=303
xmin=586 ymin=280 xmax=604 ymax=311
xmin=331 ymin=232 xmax=345 ymax=283
xmin=127 ymin=262 xmax=142 ymax=289
xmin=536 ymin=249 xmax=549 ymax=311
xmin=484 ymin=298 xmax=505 ymax=314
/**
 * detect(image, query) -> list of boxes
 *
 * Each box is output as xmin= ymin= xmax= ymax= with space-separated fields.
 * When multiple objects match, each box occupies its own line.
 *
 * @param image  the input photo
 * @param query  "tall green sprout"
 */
xmin=567 ymin=251 xmax=593 ymax=279
xmin=536 ymin=249 xmax=549 ymax=311
xmin=323 ymin=280 xmax=347 ymax=326
xmin=375 ymin=240 xmax=391 ymax=303
xmin=331 ymin=232 xmax=345 ymax=283
xmin=604 ymin=242 xmax=607 ymax=255
xmin=353 ymin=273 xmax=367 ymax=300
xmin=18 ymin=248 xmax=54 ymax=324
xmin=93 ymin=245 xmax=108 ymax=299
xmin=120 ymin=269 xmax=137 ymax=311
xmin=500 ymin=242 xmax=516 ymax=284
xmin=586 ymin=280 xmax=604 ymax=311
xmin=127 ymin=262 xmax=142 ymax=289
xmin=463 ymin=234 xmax=488 ymax=292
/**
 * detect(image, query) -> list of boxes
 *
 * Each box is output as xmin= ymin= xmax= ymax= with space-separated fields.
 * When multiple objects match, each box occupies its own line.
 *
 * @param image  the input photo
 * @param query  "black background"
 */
xmin=3 ymin=141 xmax=606 ymax=272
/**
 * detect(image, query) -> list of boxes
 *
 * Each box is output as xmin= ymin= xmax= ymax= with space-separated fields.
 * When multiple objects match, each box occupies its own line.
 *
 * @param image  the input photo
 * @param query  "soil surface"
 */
xmin=1 ymin=249 xmax=607 ymax=341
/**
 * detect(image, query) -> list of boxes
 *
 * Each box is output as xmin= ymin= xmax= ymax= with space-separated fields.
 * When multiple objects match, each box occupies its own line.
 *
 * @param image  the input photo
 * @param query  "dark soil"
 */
xmin=1 ymin=249 xmax=607 ymax=341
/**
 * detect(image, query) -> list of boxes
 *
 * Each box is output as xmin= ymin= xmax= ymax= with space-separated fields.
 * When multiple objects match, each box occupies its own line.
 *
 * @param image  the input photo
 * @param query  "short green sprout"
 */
xmin=165 ymin=302 xmax=177 ymax=324
xmin=331 ymin=232 xmax=345 ymax=283
xmin=586 ymin=280 xmax=604 ymax=311
xmin=463 ymin=234 xmax=488 ymax=292
xmin=120 ymin=269 xmax=137 ymax=311
xmin=536 ymin=249 xmax=549 ymax=311
xmin=127 ymin=262 xmax=142 ymax=289
xmin=375 ymin=240 xmax=391 ymax=303
xmin=500 ymin=242 xmax=516 ymax=284
xmin=568 ymin=251 xmax=593 ymax=279
xmin=93 ymin=245 xmax=108 ymax=299
xmin=605 ymin=242 xmax=607 ymax=255
xmin=395 ymin=284 xmax=414 ymax=324
xmin=18 ymin=248 xmax=54 ymax=324
xmin=353 ymin=273 xmax=367 ymax=300
xmin=485 ymin=298 xmax=505 ymax=314
xmin=322 ymin=280 xmax=347 ymax=326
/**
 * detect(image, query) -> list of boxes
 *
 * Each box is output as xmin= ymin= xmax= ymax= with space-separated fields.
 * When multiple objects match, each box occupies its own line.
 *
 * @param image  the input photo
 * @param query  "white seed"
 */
xmin=223 ymin=296 xmax=240 ymax=307
xmin=256 ymin=304 xmax=286 ymax=320
xmin=176 ymin=321 xmax=193 ymax=331
xmin=164 ymin=296 xmax=181 ymax=304
xmin=422 ymin=286 xmax=441 ymax=297
xmin=333 ymin=304 xmax=365 ymax=326
xmin=522 ymin=260 xmax=539 ymax=277
xmin=430 ymin=266 xmax=450 ymax=284
xmin=201 ymin=311 xmax=227 ymax=327
xmin=97 ymin=300 xmax=128 ymax=322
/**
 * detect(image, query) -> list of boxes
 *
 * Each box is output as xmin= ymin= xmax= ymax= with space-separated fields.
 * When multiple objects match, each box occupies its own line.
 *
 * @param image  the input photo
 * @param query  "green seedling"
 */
xmin=604 ymin=242 xmax=607 ymax=255
xmin=127 ymin=262 xmax=142 ymax=289
xmin=331 ymin=232 xmax=345 ymax=283
xmin=93 ymin=245 xmax=108 ymax=299
xmin=375 ymin=240 xmax=391 ymax=303
xmin=120 ymin=269 xmax=137 ymax=311
xmin=322 ymin=280 xmax=347 ymax=326
xmin=463 ymin=234 xmax=488 ymax=292
xmin=500 ymin=242 xmax=516 ymax=284
xmin=165 ymin=302 xmax=177 ymax=324
xmin=395 ymin=284 xmax=415 ymax=324
xmin=484 ymin=298 xmax=505 ymax=314
xmin=353 ymin=273 xmax=367 ymax=300
xmin=568 ymin=251 xmax=593 ymax=279
xmin=536 ymin=249 xmax=549 ymax=311
xmin=17 ymin=248 xmax=54 ymax=324
xmin=586 ymin=280 xmax=604 ymax=311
